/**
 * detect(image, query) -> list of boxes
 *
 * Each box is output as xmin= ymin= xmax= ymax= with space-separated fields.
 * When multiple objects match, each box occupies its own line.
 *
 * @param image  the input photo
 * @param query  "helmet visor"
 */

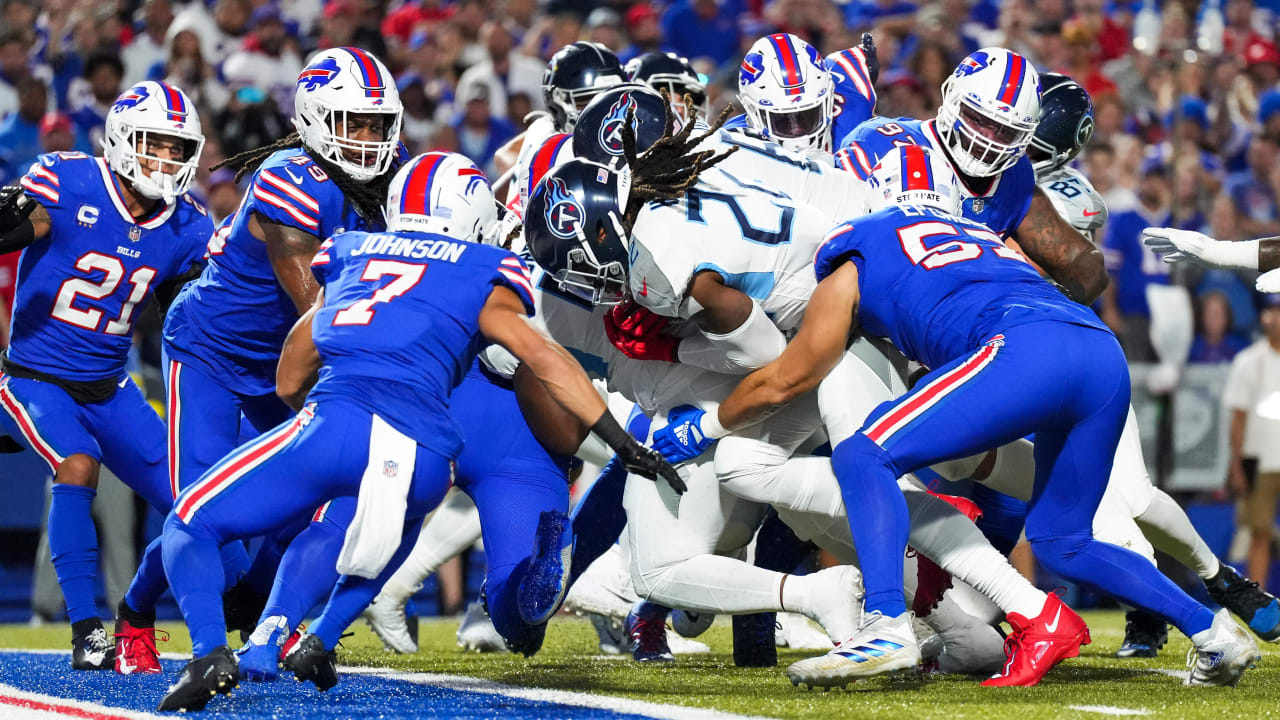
xmin=764 ymin=105 xmax=825 ymax=140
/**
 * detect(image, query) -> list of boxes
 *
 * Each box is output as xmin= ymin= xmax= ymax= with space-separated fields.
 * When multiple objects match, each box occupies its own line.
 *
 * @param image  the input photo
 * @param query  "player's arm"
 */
xmin=493 ymin=131 xmax=526 ymax=202
xmin=1012 ymin=187 xmax=1108 ymax=304
xmin=1143 ymin=226 xmax=1280 ymax=290
xmin=479 ymin=284 xmax=685 ymax=492
xmin=253 ymin=213 xmax=322 ymax=314
xmin=276 ymin=290 xmax=323 ymax=411
xmin=0 ymin=185 xmax=51 ymax=254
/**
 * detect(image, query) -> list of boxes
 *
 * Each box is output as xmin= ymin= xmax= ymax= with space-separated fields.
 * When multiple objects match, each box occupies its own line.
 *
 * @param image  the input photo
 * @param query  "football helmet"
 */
xmin=543 ymin=42 xmax=628 ymax=132
xmin=864 ymin=144 xmax=962 ymax=216
xmin=572 ymin=84 xmax=672 ymax=168
xmin=738 ymin=33 xmax=834 ymax=154
xmin=524 ymin=159 xmax=631 ymax=305
xmin=626 ymin=52 xmax=706 ymax=120
xmin=385 ymin=152 xmax=496 ymax=243
xmin=1028 ymin=72 xmax=1094 ymax=174
xmin=101 ymin=81 xmax=204 ymax=204
xmin=294 ymin=47 xmax=403 ymax=183
xmin=936 ymin=48 xmax=1041 ymax=178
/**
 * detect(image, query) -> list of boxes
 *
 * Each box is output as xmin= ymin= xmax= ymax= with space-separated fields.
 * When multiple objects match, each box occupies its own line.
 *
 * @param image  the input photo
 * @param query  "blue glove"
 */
xmin=651 ymin=405 xmax=717 ymax=464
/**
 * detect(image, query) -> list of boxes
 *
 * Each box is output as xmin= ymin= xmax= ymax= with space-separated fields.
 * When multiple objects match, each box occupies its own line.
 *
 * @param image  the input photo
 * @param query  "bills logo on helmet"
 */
xmin=459 ymin=166 xmax=487 ymax=196
xmin=113 ymin=85 xmax=150 ymax=113
xmin=599 ymin=92 xmax=638 ymax=156
xmin=545 ymin=177 xmax=584 ymax=239
xmin=298 ymin=57 xmax=342 ymax=92
xmin=955 ymin=51 xmax=991 ymax=77
xmin=803 ymin=43 xmax=823 ymax=70
xmin=740 ymin=52 xmax=765 ymax=86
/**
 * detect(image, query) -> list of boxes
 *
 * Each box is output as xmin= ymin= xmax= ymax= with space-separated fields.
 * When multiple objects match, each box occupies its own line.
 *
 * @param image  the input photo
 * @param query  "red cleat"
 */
xmin=114 ymin=619 xmax=166 ymax=675
xmin=280 ymin=624 xmax=304 ymax=660
xmin=982 ymin=593 xmax=1090 ymax=687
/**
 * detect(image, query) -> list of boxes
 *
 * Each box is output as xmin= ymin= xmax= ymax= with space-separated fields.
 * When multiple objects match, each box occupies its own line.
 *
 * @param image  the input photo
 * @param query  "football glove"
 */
xmin=603 ymin=299 xmax=681 ymax=362
xmin=651 ymin=405 xmax=718 ymax=464
xmin=1142 ymin=227 xmax=1259 ymax=269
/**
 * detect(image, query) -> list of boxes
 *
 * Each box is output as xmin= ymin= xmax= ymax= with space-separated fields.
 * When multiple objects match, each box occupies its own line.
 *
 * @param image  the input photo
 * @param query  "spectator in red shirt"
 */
xmin=381 ymin=0 xmax=451 ymax=52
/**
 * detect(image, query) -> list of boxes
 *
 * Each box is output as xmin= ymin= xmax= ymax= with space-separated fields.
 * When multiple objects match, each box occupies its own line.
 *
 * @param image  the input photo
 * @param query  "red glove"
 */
xmin=603 ymin=300 xmax=681 ymax=362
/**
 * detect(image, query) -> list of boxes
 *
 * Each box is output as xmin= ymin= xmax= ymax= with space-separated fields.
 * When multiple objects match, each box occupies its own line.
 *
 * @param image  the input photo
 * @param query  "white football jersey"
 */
xmin=1036 ymin=165 xmax=1107 ymax=243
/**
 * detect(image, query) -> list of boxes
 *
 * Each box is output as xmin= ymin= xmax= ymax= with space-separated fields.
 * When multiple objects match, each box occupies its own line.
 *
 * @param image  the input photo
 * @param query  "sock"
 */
xmin=781 ymin=567 xmax=858 ymax=641
xmin=49 ymin=484 xmax=100 ymax=624
xmin=831 ymin=436 xmax=908 ymax=617
xmin=161 ymin=514 xmax=229 ymax=658
xmin=381 ymin=490 xmax=482 ymax=604
xmin=260 ymin=518 xmax=344 ymax=631
xmin=1135 ymin=490 xmax=1221 ymax=580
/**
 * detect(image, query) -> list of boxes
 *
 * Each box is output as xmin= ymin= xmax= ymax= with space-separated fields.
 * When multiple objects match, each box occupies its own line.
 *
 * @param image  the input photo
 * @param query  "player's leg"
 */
xmin=568 ymin=404 xmax=650 ymax=586
xmin=0 ymin=375 xmax=113 ymax=669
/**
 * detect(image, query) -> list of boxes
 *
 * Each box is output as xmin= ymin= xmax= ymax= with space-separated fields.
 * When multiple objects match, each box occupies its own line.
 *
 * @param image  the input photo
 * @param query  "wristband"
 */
xmin=700 ymin=408 xmax=728 ymax=440
xmin=589 ymin=411 xmax=633 ymax=454
xmin=1206 ymin=238 xmax=1260 ymax=270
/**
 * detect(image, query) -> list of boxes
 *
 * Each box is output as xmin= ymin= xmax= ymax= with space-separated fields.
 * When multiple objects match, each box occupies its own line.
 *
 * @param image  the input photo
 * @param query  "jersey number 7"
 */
xmin=332 ymin=259 xmax=426 ymax=326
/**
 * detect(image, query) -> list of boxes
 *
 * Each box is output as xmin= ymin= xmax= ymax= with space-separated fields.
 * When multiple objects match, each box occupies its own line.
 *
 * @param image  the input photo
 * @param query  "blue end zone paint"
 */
xmin=0 ymin=651 xmax=663 ymax=719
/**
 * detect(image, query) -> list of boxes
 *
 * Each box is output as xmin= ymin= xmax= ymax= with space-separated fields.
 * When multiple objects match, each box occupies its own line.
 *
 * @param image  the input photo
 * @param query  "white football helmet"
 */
xmin=864 ymin=144 xmax=962 ymax=216
xmin=385 ymin=152 xmax=497 ymax=243
xmin=294 ymin=47 xmax=403 ymax=183
xmin=101 ymin=81 xmax=204 ymax=204
xmin=936 ymin=48 xmax=1041 ymax=178
xmin=738 ymin=33 xmax=834 ymax=154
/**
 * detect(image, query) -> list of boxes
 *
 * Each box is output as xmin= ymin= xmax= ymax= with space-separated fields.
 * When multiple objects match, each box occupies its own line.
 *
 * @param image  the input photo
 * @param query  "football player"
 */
xmin=0 ymin=81 xmax=211 ymax=669
xmin=625 ymin=52 xmax=707 ymax=122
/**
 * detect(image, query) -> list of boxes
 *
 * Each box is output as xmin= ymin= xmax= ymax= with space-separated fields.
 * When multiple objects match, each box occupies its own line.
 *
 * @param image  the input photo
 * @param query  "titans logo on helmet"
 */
xmin=545 ymin=178 xmax=585 ymax=239
xmin=955 ymin=51 xmax=991 ymax=77
xmin=599 ymin=92 xmax=639 ymax=156
xmin=740 ymin=52 xmax=765 ymax=86
xmin=113 ymin=85 xmax=151 ymax=113
xmin=298 ymin=57 xmax=342 ymax=92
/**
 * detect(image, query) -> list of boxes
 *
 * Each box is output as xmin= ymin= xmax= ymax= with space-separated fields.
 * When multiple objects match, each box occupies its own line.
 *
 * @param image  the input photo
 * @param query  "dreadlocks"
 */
xmin=211 ymin=132 xmax=401 ymax=224
xmin=619 ymin=94 xmax=737 ymax=223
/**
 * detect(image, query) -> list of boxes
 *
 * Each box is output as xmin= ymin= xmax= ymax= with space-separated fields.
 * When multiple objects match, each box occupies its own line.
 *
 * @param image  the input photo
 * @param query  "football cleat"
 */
xmin=280 ymin=625 xmax=303 ymax=659
xmin=282 ymin=633 xmax=338 ymax=692
xmin=1206 ymin=565 xmax=1280 ymax=643
xmin=456 ymin=600 xmax=509 ymax=653
xmin=364 ymin=593 xmax=418 ymax=654
xmin=787 ymin=612 xmax=921 ymax=689
xmin=236 ymin=615 xmax=290 ymax=681
xmin=666 ymin=629 xmax=711 ymax=655
xmin=1116 ymin=609 xmax=1167 ymax=659
xmin=157 ymin=645 xmax=238 ymax=712
xmin=671 ymin=608 xmax=715 ymax=638
xmin=911 ymin=614 xmax=944 ymax=663
xmin=222 ymin=578 xmax=269 ymax=638
xmin=733 ymin=612 xmax=778 ymax=667
xmin=982 ymin=592 xmax=1089 ymax=687
xmin=625 ymin=601 xmax=674 ymax=662
xmin=588 ymin=612 xmax=629 ymax=654
xmin=114 ymin=602 xmax=163 ymax=675
xmin=517 ymin=510 xmax=574 ymax=625
xmin=1186 ymin=609 xmax=1261 ymax=686
xmin=71 ymin=619 xmax=115 ymax=671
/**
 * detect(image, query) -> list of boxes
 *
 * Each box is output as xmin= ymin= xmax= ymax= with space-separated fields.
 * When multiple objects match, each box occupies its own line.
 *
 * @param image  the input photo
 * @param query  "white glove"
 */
xmin=1142 ymin=227 xmax=1259 ymax=270
xmin=1257 ymin=268 xmax=1280 ymax=293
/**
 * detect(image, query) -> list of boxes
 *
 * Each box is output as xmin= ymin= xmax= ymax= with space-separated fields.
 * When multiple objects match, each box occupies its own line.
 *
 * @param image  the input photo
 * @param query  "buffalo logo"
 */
xmin=955 ymin=51 xmax=991 ymax=77
xmin=459 ymin=166 xmax=487 ymax=196
xmin=739 ymin=52 xmax=765 ymax=86
xmin=297 ymin=57 xmax=341 ymax=92
xmin=546 ymin=177 xmax=585 ymax=240
xmin=803 ymin=43 xmax=823 ymax=70
xmin=113 ymin=86 xmax=151 ymax=113
xmin=598 ymin=92 xmax=638 ymax=156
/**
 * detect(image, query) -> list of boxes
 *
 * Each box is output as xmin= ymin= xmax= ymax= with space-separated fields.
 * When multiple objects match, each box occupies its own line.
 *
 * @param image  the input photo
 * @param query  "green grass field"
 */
xmin=1 ymin=610 xmax=1276 ymax=719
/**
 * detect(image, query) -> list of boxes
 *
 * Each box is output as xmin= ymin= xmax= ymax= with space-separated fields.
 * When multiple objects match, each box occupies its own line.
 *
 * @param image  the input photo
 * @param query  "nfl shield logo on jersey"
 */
xmin=128 ymin=226 xmax=141 ymax=242
xmin=383 ymin=460 xmax=399 ymax=478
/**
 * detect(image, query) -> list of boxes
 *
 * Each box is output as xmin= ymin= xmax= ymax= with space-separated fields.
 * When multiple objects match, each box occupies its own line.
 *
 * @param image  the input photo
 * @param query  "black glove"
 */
xmin=860 ymin=33 xmax=879 ymax=85
xmin=0 ymin=434 xmax=23 ymax=454
xmin=590 ymin=412 xmax=687 ymax=495
xmin=0 ymin=185 xmax=37 ymax=255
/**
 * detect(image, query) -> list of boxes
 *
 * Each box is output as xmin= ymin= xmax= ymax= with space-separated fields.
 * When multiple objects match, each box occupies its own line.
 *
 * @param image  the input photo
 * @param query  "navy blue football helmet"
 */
xmin=572 ymin=84 xmax=670 ymax=168
xmin=543 ymin=42 xmax=628 ymax=132
xmin=524 ymin=159 xmax=631 ymax=305
xmin=625 ymin=52 xmax=706 ymax=119
xmin=1028 ymin=72 xmax=1095 ymax=173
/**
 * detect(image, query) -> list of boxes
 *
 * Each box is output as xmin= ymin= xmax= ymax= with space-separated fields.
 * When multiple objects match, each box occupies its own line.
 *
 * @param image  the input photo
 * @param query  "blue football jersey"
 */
xmin=9 ymin=152 xmax=211 ymax=381
xmin=836 ymin=117 xmax=1036 ymax=238
xmin=815 ymin=205 xmax=1107 ymax=370
xmin=307 ymin=229 xmax=536 ymax=457
xmin=164 ymin=148 xmax=384 ymax=395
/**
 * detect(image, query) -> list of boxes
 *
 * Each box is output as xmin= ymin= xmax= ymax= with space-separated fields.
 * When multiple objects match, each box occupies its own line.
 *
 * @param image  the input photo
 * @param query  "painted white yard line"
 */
xmin=343 ymin=666 xmax=780 ymax=720
xmin=1067 ymin=705 xmax=1154 ymax=717
xmin=0 ymin=684 xmax=165 ymax=720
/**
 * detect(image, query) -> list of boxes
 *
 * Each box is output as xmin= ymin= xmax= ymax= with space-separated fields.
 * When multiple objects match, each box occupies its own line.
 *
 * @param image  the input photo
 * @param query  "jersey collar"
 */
xmin=96 ymin=158 xmax=177 ymax=229
xmin=922 ymin=120 xmax=1004 ymax=200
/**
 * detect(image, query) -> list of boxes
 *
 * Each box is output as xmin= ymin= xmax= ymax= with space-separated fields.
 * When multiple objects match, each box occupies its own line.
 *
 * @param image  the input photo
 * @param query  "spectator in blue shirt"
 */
xmin=661 ymin=0 xmax=740 ymax=69
xmin=451 ymin=82 xmax=515 ymax=178
xmin=1100 ymin=158 xmax=1174 ymax=361
xmin=67 ymin=52 xmax=123 ymax=152
xmin=843 ymin=0 xmax=918 ymax=31
xmin=1189 ymin=290 xmax=1250 ymax=364
xmin=0 ymin=76 xmax=47 ymax=184
xmin=1225 ymin=134 xmax=1280 ymax=239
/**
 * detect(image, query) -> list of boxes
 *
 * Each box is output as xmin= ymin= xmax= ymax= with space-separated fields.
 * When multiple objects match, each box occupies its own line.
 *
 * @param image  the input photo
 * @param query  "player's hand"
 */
xmin=1257 ymin=268 xmax=1280 ymax=293
xmin=603 ymin=300 xmax=681 ymax=362
xmin=0 ymin=185 xmax=35 ymax=230
xmin=860 ymin=33 xmax=879 ymax=85
xmin=651 ymin=405 xmax=717 ymax=464
xmin=616 ymin=439 xmax=687 ymax=495
xmin=1142 ymin=227 xmax=1254 ymax=269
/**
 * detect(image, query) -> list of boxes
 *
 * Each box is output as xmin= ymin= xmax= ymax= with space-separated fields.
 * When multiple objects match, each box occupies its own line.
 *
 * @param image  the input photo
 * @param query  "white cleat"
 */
xmin=666 ymin=629 xmax=711 ymax=655
xmin=562 ymin=561 xmax=633 ymax=622
xmin=1185 ymin=609 xmax=1261 ymax=687
xmin=363 ymin=594 xmax=417 ymax=654
xmin=910 ymin=614 xmax=943 ymax=663
xmin=787 ymin=612 xmax=921 ymax=689
xmin=776 ymin=612 xmax=833 ymax=651
xmin=456 ymin=600 xmax=509 ymax=653
xmin=807 ymin=565 xmax=865 ymax=644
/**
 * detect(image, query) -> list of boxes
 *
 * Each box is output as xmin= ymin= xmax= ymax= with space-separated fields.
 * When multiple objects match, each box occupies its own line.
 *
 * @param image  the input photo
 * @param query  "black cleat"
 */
xmin=732 ymin=612 xmax=778 ymax=668
xmin=158 ymin=645 xmax=239 ymax=712
xmin=282 ymin=633 xmax=338 ymax=691
xmin=1207 ymin=565 xmax=1280 ymax=642
xmin=223 ymin=577 xmax=270 ymax=639
xmin=1115 ymin=609 xmax=1167 ymax=658
xmin=71 ymin=618 xmax=115 ymax=670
